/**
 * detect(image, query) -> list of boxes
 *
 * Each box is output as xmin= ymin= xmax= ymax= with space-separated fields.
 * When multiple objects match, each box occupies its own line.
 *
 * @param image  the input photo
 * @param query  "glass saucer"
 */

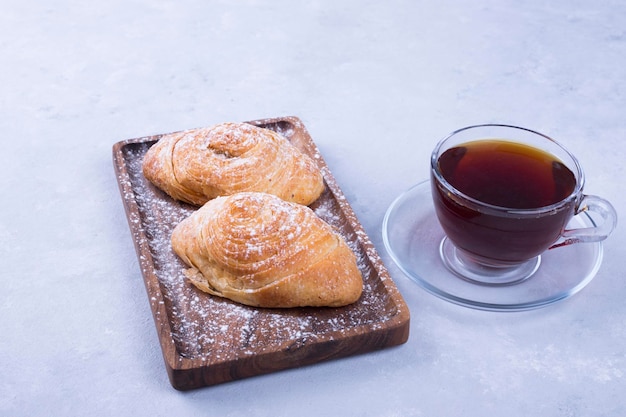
xmin=382 ymin=180 xmax=604 ymax=311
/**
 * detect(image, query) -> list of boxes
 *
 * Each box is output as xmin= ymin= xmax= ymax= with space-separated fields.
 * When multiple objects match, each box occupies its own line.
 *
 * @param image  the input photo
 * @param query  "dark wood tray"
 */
xmin=112 ymin=116 xmax=410 ymax=390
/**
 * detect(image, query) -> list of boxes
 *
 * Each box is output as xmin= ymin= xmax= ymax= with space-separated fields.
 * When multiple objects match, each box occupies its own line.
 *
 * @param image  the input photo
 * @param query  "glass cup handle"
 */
xmin=550 ymin=194 xmax=618 ymax=249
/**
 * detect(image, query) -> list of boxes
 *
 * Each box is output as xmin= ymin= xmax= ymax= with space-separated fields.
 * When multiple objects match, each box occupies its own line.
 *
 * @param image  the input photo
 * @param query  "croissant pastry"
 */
xmin=171 ymin=192 xmax=363 ymax=308
xmin=142 ymin=122 xmax=324 ymax=206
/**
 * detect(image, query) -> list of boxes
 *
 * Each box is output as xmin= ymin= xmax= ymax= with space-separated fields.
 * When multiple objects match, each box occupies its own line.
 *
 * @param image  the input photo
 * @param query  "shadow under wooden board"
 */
xmin=112 ymin=116 xmax=410 ymax=390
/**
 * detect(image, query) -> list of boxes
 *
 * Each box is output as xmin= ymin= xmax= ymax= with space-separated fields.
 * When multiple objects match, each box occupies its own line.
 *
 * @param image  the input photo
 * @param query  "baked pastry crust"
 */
xmin=142 ymin=122 xmax=324 ymax=206
xmin=171 ymin=192 xmax=363 ymax=308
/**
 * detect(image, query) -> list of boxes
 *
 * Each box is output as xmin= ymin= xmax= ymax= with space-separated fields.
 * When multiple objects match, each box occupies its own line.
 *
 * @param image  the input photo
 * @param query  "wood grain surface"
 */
xmin=112 ymin=116 xmax=410 ymax=390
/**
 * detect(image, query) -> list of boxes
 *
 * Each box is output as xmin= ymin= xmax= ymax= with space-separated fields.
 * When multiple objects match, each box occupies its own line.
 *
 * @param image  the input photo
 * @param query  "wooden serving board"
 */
xmin=112 ymin=116 xmax=410 ymax=390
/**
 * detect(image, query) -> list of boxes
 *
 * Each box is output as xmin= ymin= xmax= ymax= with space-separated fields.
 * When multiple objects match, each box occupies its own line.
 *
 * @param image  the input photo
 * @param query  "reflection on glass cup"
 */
xmin=431 ymin=124 xmax=617 ymax=286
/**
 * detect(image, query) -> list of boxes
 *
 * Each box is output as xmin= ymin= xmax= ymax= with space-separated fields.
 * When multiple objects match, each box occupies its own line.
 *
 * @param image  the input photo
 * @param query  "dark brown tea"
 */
xmin=437 ymin=140 xmax=576 ymax=209
xmin=432 ymin=140 xmax=578 ymax=263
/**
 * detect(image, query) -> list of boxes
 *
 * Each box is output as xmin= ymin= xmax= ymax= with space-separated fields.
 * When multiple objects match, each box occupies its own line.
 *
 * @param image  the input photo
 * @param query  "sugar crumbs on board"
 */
xmin=121 ymin=139 xmax=395 ymax=363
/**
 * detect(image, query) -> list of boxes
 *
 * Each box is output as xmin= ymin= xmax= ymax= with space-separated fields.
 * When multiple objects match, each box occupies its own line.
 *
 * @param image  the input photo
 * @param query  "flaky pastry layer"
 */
xmin=142 ymin=122 xmax=324 ymax=206
xmin=171 ymin=192 xmax=363 ymax=308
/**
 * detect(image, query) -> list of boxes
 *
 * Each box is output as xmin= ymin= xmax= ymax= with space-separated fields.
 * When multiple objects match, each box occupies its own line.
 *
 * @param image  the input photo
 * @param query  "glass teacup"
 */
xmin=431 ymin=124 xmax=617 ymax=285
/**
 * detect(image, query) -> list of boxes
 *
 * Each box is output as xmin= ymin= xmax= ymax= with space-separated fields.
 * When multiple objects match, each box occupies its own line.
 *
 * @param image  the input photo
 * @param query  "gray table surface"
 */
xmin=2 ymin=1 xmax=625 ymax=416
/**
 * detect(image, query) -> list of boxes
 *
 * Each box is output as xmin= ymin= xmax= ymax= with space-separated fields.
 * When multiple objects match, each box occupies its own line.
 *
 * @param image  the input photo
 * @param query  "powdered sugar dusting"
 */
xmin=116 ymin=122 xmax=405 ymax=365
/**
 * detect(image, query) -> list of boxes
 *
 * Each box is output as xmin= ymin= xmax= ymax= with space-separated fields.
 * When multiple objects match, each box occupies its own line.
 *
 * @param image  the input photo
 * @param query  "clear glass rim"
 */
xmin=430 ymin=124 xmax=585 ymax=216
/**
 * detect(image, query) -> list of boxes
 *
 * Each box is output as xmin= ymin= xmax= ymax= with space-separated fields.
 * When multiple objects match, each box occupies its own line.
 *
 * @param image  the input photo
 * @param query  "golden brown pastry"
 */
xmin=171 ymin=192 xmax=363 ymax=308
xmin=142 ymin=122 xmax=324 ymax=206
